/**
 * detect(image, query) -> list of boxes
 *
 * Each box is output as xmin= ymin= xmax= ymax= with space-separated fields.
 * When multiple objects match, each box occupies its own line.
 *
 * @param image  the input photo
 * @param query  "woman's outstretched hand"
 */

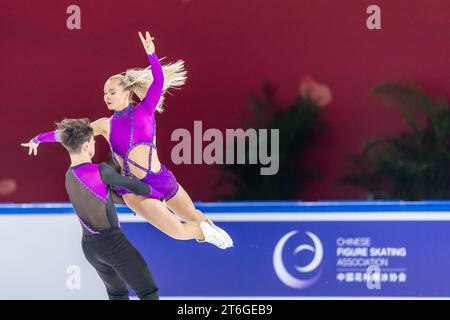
xmin=139 ymin=31 xmax=155 ymax=55
xmin=20 ymin=140 xmax=39 ymax=156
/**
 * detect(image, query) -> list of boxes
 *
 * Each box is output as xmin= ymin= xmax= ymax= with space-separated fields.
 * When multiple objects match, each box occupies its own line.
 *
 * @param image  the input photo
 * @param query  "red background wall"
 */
xmin=1 ymin=0 xmax=449 ymax=202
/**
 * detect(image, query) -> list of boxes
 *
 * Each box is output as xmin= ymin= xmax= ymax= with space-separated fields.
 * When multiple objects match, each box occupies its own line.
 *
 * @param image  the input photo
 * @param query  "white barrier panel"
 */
xmin=0 ymin=215 xmax=107 ymax=299
xmin=2 ymin=201 xmax=450 ymax=299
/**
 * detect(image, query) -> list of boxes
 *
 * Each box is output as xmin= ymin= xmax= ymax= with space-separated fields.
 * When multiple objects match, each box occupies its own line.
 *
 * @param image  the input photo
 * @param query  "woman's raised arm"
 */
xmin=136 ymin=31 xmax=164 ymax=114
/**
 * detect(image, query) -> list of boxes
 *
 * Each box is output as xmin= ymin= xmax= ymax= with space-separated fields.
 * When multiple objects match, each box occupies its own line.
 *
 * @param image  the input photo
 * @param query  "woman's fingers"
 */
xmin=33 ymin=147 xmax=37 ymax=156
xmin=138 ymin=31 xmax=146 ymax=46
xmin=139 ymin=31 xmax=152 ymax=42
xmin=139 ymin=31 xmax=155 ymax=53
xmin=144 ymin=31 xmax=154 ymax=42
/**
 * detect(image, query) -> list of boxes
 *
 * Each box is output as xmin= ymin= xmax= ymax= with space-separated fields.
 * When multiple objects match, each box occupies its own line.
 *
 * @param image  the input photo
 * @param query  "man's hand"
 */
xmin=20 ymin=140 xmax=39 ymax=156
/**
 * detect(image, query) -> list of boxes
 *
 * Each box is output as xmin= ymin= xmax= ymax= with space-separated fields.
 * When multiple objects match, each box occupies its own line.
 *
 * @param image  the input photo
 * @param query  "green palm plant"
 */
xmin=216 ymin=78 xmax=330 ymax=200
xmin=341 ymin=81 xmax=450 ymax=200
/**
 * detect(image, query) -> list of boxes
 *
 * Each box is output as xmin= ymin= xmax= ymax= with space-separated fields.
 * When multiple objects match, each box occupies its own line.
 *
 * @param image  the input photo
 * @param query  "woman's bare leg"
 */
xmin=123 ymin=193 xmax=203 ymax=241
xmin=166 ymin=184 xmax=209 ymax=225
xmin=166 ymin=184 xmax=233 ymax=247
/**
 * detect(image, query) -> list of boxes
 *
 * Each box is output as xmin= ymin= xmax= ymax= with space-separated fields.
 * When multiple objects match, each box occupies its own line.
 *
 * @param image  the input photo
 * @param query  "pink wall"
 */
xmin=1 ymin=0 xmax=449 ymax=202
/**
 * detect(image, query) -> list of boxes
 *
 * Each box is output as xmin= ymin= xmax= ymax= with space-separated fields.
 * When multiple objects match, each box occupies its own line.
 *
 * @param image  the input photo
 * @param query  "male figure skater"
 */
xmin=57 ymin=118 xmax=159 ymax=300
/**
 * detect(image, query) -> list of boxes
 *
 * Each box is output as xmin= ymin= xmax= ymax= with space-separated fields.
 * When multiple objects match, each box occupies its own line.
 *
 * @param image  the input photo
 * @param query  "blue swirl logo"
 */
xmin=273 ymin=230 xmax=323 ymax=289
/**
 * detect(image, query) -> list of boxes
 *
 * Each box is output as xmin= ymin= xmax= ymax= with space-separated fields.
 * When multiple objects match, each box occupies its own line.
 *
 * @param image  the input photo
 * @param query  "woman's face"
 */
xmin=103 ymin=79 xmax=130 ymax=111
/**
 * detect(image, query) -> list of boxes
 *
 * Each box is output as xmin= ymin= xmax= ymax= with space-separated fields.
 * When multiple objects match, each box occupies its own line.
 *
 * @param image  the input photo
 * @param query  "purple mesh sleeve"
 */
xmin=32 ymin=130 xmax=60 ymax=144
xmin=138 ymin=52 xmax=164 ymax=114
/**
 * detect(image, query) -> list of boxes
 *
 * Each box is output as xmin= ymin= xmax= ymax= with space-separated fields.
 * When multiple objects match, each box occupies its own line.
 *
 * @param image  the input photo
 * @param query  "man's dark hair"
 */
xmin=56 ymin=118 xmax=93 ymax=153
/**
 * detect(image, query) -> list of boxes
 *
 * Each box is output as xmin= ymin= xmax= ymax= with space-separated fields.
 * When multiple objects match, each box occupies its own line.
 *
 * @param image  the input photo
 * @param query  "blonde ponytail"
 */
xmin=109 ymin=56 xmax=187 ymax=113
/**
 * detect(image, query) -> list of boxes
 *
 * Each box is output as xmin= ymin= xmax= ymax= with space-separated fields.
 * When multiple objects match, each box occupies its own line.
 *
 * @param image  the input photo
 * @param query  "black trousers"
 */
xmin=81 ymin=228 xmax=159 ymax=300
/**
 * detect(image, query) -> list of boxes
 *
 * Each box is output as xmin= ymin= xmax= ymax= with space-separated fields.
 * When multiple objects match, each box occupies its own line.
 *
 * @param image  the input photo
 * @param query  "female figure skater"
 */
xmin=22 ymin=31 xmax=232 ymax=249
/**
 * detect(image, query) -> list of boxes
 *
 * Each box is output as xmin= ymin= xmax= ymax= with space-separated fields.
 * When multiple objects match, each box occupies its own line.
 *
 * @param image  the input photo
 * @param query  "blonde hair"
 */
xmin=108 ymin=56 xmax=187 ymax=113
